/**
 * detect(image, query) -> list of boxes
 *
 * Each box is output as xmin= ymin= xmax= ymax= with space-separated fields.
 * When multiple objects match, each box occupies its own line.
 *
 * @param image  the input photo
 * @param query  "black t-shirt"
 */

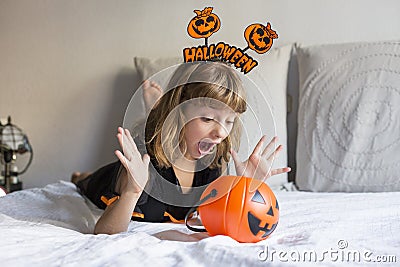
xmin=77 ymin=160 xmax=221 ymax=222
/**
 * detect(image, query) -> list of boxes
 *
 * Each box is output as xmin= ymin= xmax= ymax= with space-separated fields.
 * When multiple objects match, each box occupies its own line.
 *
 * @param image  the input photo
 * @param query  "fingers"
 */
xmin=116 ymin=149 xmax=150 ymax=166
xmin=117 ymin=127 xmax=127 ymax=151
xmin=266 ymin=144 xmax=283 ymax=161
xmin=153 ymin=230 xmax=200 ymax=242
xmin=189 ymin=232 xmax=210 ymax=240
xmin=270 ymin=167 xmax=291 ymax=176
xmin=117 ymin=127 xmax=140 ymax=160
xmin=251 ymin=136 xmax=280 ymax=158
xmin=116 ymin=127 xmax=149 ymax=162
xmin=124 ymin=128 xmax=137 ymax=150
xmin=115 ymin=150 xmax=128 ymax=169
xmin=142 ymin=153 xmax=151 ymax=166
xmin=118 ymin=127 xmax=136 ymax=148
xmin=256 ymin=136 xmax=284 ymax=163
xmin=261 ymin=136 xmax=278 ymax=157
xmin=251 ymin=135 xmax=267 ymax=156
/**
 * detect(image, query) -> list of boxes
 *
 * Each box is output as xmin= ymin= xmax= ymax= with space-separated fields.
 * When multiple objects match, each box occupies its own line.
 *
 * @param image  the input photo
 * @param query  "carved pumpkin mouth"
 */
xmin=248 ymin=212 xmax=278 ymax=238
xmin=248 ymin=28 xmax=271 ymax=53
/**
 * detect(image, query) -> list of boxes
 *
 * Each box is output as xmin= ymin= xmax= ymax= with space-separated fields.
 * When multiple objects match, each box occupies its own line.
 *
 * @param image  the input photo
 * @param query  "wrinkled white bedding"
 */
xmin=0 ymin=181 xmax=399 ymax=266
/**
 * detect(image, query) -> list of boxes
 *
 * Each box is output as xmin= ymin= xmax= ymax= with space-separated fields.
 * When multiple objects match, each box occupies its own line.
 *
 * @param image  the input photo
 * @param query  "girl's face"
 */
xmin=182 ymin=103 xmax=237 ymax=160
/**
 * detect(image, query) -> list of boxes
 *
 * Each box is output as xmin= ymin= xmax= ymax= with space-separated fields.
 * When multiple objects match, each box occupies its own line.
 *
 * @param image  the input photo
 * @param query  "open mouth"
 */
xmin=198 ymin=139 xmax=217 ymax=156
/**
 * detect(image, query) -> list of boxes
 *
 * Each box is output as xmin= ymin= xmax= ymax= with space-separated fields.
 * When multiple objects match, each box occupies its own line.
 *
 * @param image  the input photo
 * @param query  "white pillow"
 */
xmin=296 ymin=41 xmax=400 ymax=192
xmin=133 ymin=44 xmax=293 ymax=188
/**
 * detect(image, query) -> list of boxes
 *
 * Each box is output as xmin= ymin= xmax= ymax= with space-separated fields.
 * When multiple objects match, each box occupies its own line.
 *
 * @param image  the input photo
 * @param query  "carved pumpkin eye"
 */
xmin=251 ymin=190 xmax=266 ymax=204
xmin=267 ymin=206 xmax=274 ymax=216
xmin=263 ymin=37 xmax=270 ymax=43
xmin=206 ymin=16 xmax=215 ymax=23
xmin=195 ymin=19 xmax=204 ymax=26
xmin=256 ymin=28 xmax=264 ymax=35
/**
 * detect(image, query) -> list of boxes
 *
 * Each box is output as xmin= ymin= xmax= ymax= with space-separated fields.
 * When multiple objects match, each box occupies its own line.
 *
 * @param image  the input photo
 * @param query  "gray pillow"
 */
xmin=296 ymin=41 xmax=400 ymax=192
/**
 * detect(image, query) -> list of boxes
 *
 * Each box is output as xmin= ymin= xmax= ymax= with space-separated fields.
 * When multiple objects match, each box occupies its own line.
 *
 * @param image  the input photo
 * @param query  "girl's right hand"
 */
xmin=115 ymin=127 xmax=150 ymax=194
xmin=230 ymin=136 xmax=290 ymax=181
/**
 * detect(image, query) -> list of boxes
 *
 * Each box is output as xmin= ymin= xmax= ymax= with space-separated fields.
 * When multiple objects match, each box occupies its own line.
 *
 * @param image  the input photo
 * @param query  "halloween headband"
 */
xmin=183 ymin=7 xmax=278 ymax=74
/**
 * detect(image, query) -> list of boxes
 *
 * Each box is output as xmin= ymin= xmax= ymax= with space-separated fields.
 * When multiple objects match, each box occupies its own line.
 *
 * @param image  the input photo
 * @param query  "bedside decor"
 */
xmin=0 ymin=116 xmax=33 ymax=193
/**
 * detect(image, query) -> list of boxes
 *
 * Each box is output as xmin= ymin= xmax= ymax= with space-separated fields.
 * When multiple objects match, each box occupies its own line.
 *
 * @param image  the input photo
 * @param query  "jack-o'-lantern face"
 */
xmin=247 ymin=189 xmax=279 ymax=239
xmin=197 ymin=176 xmax=279 ymax=243
xmin=244 ymin=22 xmax=278 ymax=54
xmin=187 ymin=7 xmax=221 ymax=39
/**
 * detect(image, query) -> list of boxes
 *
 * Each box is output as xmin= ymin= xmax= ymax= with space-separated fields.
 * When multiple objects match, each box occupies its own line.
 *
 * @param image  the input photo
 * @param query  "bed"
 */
xmin=1 ymin=181 xmax=398 ymax=266
xmin=1 ymin=40 xmax=400 ymax=266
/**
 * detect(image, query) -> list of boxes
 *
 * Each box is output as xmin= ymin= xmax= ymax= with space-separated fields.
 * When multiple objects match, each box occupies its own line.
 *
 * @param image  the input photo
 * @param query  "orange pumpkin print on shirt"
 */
xmin=244 ymin=22 xmax=278 ymax=54
xmin=187 ymin=7 xmax=221 ymax=46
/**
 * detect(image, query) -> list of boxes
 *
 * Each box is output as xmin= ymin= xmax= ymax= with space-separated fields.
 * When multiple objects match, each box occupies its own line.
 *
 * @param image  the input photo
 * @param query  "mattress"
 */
xmin=0 ymin=181 xmax=398 ymax=266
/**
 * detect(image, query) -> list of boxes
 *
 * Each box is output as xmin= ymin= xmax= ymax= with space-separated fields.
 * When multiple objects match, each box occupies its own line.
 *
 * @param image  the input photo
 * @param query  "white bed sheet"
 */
xmin=0 ymin=181 xmax=399 ymax=267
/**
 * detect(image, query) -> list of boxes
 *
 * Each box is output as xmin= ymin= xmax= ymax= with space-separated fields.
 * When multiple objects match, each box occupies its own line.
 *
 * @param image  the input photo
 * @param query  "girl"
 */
xmin=72 ymin=61 xmax=290 ymax=240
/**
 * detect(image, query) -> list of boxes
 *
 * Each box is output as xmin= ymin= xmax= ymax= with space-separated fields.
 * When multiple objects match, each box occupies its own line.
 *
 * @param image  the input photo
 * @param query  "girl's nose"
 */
xmin=213 ymin=122 xmax=228 ymax=139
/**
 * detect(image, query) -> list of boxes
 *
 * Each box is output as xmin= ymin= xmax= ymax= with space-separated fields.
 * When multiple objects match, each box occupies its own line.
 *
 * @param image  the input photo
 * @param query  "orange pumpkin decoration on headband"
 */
xmin=187 ymin=7 xmax=221 ymax=40
xmin=197 ymin=176 xmax=279 ymax=243
xmin=244 ymin=22 xmax=278 ymax=54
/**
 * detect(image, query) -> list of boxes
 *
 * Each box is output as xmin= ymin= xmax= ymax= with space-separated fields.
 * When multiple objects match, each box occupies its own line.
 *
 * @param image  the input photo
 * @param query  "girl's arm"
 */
xmin=94 ymin=127 xmax=150 ymax=234
xmin=94 ymin=169 xmax=142 ymax=234
xmin=94 ymin=192 xmax=140 ymax=234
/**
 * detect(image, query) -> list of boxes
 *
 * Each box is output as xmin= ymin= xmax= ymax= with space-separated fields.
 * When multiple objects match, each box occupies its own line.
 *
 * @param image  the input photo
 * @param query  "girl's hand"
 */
xmin=153 ymin=230 xmax=209 ymax=242
xmin=115 ymin=127 xmax=150 ymax=194
xmin=230 ymin=136 xmax=291 ymax=181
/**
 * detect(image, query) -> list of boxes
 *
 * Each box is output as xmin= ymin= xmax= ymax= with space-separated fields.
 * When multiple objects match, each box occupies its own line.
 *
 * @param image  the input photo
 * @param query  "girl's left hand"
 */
xmin=230 ymin=136 xmax=291 ymax=181
xmin=153 ymin=230 xmax=209 ymax=242
xmin=115 ymin=127 xmax=150 ymax=194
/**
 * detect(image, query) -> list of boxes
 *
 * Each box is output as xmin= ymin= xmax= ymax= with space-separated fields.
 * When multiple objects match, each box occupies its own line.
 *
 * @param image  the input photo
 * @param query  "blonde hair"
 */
xmin=145 ymin=61 xmax=247 ymax=169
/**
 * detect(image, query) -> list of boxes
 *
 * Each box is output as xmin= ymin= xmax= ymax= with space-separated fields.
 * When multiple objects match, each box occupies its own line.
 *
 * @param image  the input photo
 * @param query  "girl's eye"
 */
xmin=201 ymin=117 xmax=213 ymax=122
xmin=226 ymin=121 xmax=234 ymax=124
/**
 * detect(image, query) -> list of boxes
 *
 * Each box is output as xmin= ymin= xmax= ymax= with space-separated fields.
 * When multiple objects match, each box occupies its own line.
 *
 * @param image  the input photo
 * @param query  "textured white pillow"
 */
xmin=296 ymin=41 xmax=400 ymax=192
xmin=133 ymin=44 xmax=293 ymax=188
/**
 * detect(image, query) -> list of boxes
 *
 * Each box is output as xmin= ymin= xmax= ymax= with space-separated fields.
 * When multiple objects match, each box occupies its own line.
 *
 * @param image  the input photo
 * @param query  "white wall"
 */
xmin=1 ymin=0 xmax=399 ymax=188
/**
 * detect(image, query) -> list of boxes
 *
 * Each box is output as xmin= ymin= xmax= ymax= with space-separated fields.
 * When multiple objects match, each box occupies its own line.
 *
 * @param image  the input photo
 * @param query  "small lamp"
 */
xmin=0 ymin=116 xmax=33 ymax=193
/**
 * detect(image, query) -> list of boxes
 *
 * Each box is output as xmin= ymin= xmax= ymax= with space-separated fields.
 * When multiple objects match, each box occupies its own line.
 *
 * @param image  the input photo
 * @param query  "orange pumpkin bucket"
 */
xmin=186 ymin=176 xmax=279 ymax=243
